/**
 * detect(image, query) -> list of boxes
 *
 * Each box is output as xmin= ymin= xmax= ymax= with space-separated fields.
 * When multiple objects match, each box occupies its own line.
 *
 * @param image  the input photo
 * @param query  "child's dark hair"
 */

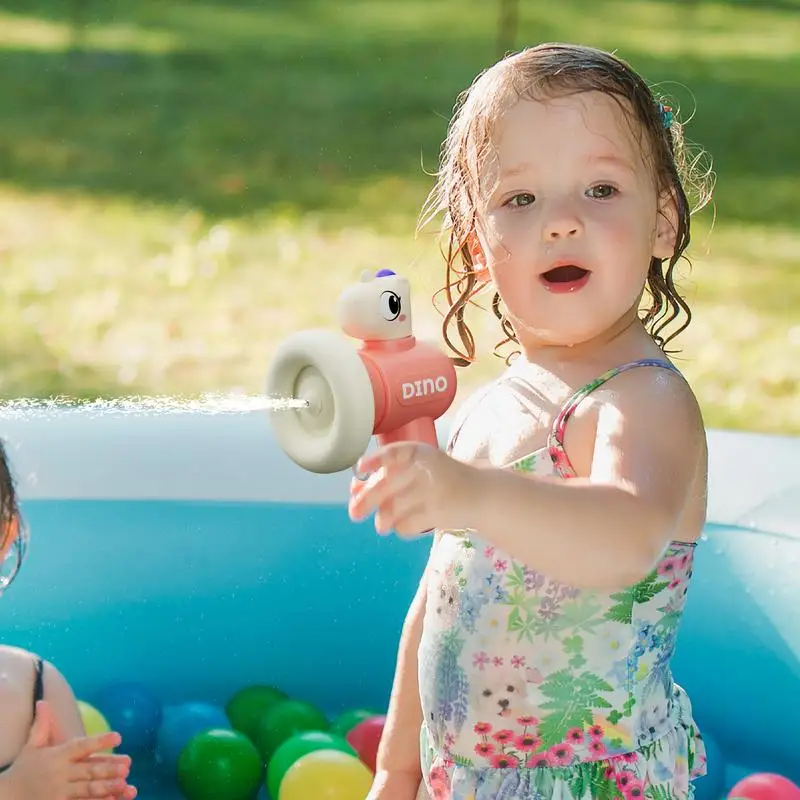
xmin=0 ymin=440 xmax=21 ymax=552
xmin=420 ymin=42 xmax=714 ymax=364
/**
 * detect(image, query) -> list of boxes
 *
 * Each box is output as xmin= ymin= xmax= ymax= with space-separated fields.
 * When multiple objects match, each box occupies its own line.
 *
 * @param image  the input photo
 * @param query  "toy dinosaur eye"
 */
xmin=380 ymin=290 xmax=401 ymax=321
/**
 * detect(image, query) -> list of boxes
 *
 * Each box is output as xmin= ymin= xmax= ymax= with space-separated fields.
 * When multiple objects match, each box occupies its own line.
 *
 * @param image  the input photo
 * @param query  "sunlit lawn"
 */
xmin=0 ymin=0 xmax=798 ymax=432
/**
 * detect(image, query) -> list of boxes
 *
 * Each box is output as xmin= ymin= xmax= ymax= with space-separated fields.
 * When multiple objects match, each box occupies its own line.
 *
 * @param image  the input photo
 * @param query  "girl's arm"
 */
xmin=463 ymin=369 xmax=706 ymax=590
xmin=40 ymin=661 xmax=87 ymax=739
xmin=374 ymin=540 xmax=436 ymax=781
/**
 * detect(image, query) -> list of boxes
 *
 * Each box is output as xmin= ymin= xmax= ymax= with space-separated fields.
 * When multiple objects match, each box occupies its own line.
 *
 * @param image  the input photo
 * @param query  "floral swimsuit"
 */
xmin=417 ymin=359 xmax=709 ymax=800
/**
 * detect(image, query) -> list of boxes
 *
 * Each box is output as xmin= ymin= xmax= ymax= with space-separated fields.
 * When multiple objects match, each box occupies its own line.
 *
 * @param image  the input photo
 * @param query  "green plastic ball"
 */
xmin=330 ymin=708 xmax=380 ymax=738
xmin=225 ymin=685 xmax=288 ymax=743
xmin=176 ymin=728 xmax=262 ymax=800
xmin=254 ymin=699 xmax=328 ymax=763
xmin=266 ymin=730 xmax=355 ymax=800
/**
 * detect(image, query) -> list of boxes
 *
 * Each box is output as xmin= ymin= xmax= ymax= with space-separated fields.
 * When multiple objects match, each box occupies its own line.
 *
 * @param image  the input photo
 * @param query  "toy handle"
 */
xmin=376 ymin=417 xmax=439 ymax=450
xmin=374 ymin=418 xmax=440 ymax=535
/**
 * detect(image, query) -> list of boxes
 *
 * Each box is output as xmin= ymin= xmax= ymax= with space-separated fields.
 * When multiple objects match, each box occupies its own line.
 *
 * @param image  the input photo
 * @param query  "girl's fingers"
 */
xmin=350 ymin=466 xmax=416 ymax=522
xmin=82 ymin=754 xmax=131 ymax=767
xmin=67 ymin=778 xmax=128 ymax=798
xmin=62 ymin=733 xmax=122 ymax=762
xmin=69 ymin=757 xmax=130 ymax=783
xmin=377 ymin=502 xmax=428 ymax=538
xmin=356 ymin=442 xmax=417 ymax=477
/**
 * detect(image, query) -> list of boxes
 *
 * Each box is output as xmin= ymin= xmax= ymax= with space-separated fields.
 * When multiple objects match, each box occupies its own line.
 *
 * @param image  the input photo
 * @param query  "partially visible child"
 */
xmin=0 ymin=440 xmax=138 ymax=799
xmin=350 ymin=42 xmax=714 ymax=800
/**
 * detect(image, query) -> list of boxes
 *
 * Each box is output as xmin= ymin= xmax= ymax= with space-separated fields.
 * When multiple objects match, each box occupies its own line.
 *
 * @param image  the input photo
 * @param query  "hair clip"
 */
xmin=659 ymin=103 xmax=673 ymax=129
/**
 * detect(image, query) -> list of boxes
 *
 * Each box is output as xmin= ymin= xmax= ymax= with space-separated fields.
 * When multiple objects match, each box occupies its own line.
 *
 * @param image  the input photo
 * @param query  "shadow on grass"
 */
xmin=0 ymin=0 xmax=796 ymax=228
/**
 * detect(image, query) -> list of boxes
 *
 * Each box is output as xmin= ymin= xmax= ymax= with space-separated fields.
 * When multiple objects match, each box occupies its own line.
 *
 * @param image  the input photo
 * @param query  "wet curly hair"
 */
xmin=0 ymin=440 xmax=21 ymax=555
xmin=419 ymin=42 xmax=715 ymax=365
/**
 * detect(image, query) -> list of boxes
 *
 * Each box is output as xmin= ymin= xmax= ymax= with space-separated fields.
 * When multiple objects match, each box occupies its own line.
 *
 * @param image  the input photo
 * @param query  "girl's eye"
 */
xmin=587 ymin=184 xmax=616 ymax=199
xmin=506 ymin=193 xmax=536 ymax=208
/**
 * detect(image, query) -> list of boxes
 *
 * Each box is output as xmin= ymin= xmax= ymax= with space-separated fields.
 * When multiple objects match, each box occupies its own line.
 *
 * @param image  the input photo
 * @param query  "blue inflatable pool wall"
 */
xmin=0 ymin=410 xmax=798 ymax=796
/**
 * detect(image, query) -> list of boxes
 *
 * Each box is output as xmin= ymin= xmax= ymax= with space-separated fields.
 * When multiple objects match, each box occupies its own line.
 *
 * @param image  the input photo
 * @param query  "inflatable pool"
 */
xmin=0 ymin=409 xmax=797 ymax=799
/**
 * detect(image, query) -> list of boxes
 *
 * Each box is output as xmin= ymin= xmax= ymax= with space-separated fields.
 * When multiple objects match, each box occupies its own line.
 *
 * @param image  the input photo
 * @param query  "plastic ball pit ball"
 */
xmin=77 ymin=701 xmax=114 ymax=752
xmin=728 ymin=773 xmax=800 ymax=800
xmin=267 ymin=730 xmax=356 ymax=800
xmin=225 ymin=684 xmax=288 ymax=743
xmin=177 ymin=728 xmax=262 ymax=800
xmin=95 ymin=681 xmax=163 ymax=751
xmin=331 ymin=708 xmax=380 ymax=738
xmin=345 ymin=715 xmax=386 ymax=773
xmin=278 ymin=748 xmax=373 ymax=800
xmin=78 ymin=701 xmax=111 ymax=737
xmin=254 ymin=698 xmax=329 ymax=763
xmin=155 ymin=701 xmax=230 ymax=776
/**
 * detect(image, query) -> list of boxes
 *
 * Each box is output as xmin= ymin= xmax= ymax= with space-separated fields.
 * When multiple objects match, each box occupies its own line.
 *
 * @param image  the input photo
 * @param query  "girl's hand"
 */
xmin=5 ymin=700 xmax=137 ymax=800
xmin=349 ymin=442 xmax=475 ymax=537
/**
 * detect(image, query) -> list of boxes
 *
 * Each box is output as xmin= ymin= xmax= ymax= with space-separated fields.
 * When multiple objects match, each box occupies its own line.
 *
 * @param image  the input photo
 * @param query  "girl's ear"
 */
xmin=653 ymin=189 xmax=679 ymax=260
xmin=467 ymin=231 xmax=489 ymax=281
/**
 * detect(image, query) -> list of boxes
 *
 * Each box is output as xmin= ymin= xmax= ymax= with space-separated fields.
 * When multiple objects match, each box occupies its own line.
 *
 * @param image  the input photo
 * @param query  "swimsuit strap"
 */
xmin=32 ymin=656 xmax=44 ymax=715
xmin=547 ymin=358 xmax=682 ymax=477
xmin=0 ymin=655 xmax=46 ymax=774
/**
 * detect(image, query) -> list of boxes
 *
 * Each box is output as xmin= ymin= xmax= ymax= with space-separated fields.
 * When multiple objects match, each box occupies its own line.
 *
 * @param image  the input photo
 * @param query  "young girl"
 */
xmin=0 ymin=441 xmax=138 ymax=799
xmin=350 ymin=43 xmax=713 ymax=800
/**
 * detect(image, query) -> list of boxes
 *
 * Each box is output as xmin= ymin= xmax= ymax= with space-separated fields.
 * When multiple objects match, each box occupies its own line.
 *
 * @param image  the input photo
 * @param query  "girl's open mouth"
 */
xmin=540 ymin=265 xmax=591 ymax=293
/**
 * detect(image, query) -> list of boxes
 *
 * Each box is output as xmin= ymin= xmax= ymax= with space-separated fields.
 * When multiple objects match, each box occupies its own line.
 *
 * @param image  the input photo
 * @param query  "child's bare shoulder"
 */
xmin=590 ymin=361 xmax=703 ymax=434
xmin=0 ymin=645 xmax=37 ymax=675
xmin=0 ymin=647 xmax=38 ymax=760
xmin=0 ymin=646 xmax=40 ymax=712
xmin=0 ymin=646 xmax=83 ymax=742
xmin=448 ymin=365 xmax=570 ymax=466
xmin=0 ymin=646 xmax=75 ymax=702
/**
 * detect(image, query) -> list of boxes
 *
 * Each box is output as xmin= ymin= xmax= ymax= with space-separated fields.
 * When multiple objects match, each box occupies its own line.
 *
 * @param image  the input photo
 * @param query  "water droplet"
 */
xmin=0 ymin=393 xmax=309 ymax=418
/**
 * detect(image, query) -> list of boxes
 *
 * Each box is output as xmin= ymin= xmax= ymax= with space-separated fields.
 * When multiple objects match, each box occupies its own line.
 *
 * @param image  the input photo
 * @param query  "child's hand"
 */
xmin=44 ymin=698 xmax=138 ymax=800
xmin=5 ymin=700 xmax=137 ymax=800
xmin=349 ymin=442 xmax=475 ymax=537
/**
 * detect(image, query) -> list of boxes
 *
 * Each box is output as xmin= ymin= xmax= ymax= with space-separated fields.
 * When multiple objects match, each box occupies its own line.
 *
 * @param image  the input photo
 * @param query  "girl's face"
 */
xmin=473 ymin=91 xmax=677 ymax=353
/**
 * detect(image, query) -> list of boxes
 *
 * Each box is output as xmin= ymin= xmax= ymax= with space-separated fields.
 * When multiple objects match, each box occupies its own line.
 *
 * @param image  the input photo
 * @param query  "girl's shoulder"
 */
xmin=446 ymin=363 xmax=571 ymax=466
xmin=0 ymin=645 xmax=38 ymax=671
xmin=0 ymin=646 xmax=42 ymax=710
xmin=0 ymin=646 xmax=84 ymax=741
xmin=0 ymin=647 xmax=41 ymax=763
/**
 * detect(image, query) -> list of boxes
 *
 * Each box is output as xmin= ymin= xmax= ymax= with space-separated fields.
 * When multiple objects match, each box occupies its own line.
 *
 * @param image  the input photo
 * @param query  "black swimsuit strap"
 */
xmin=32 ymin=656 xmax=45 ymax=713
xmin=0 ymin=655 xmax=45 ymax=774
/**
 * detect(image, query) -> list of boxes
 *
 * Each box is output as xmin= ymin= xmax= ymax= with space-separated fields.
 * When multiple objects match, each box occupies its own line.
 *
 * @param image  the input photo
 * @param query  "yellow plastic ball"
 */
xmin=77 ymin=701 xmax=113 ymax=751
xmin=279 ymin=749 xmax=373 ymax=800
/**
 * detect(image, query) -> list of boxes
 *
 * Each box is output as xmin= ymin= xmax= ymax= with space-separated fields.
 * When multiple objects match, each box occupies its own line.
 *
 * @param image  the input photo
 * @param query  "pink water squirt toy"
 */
xmin=266 ymin=269 xmax=457 ymax=473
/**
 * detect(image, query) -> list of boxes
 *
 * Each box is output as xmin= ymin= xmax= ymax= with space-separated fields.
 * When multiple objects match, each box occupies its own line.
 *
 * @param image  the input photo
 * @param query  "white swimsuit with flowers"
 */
xmin=417 ymin=360 xmax=709 ymax=800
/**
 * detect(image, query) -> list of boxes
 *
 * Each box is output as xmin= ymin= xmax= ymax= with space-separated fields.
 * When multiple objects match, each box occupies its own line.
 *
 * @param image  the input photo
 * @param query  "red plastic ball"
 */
xmin=345 ymin=714 xmax=386 ymax=773
xmin=729 ymin=773 xmax=800 ymax=800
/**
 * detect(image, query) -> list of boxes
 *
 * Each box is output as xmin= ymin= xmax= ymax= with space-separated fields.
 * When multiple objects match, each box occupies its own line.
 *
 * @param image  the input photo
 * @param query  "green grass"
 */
xmin=0 ymin=0 xmax=798 ymax=432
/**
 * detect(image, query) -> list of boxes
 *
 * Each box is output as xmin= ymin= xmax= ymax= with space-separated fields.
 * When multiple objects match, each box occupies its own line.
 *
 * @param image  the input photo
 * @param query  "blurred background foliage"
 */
xmin=0 ymin=0 xmax=797 ymax=432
